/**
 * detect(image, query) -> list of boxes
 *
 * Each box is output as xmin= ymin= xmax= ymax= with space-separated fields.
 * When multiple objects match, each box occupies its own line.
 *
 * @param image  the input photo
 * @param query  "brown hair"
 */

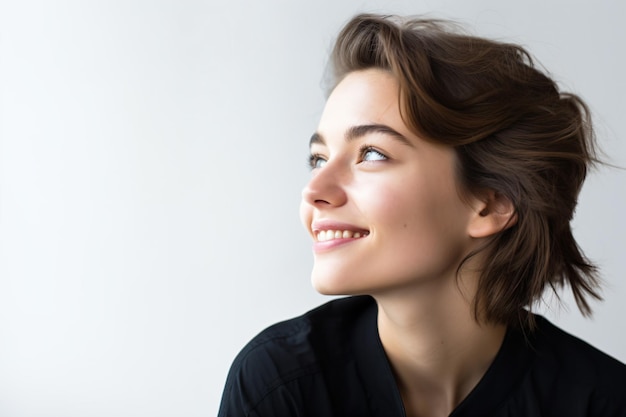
xmin=330 ymin=13 xmax=602 ymax=328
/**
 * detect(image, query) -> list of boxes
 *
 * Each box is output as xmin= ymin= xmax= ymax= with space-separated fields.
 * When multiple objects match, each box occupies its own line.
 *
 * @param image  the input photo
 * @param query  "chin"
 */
xmin=311 ymin=278 xmax=339 ymax=295
xmin=311 ymin=271 xmax=367 ymax=297
xmin=312 ymin=273 xmax=348 ymax=296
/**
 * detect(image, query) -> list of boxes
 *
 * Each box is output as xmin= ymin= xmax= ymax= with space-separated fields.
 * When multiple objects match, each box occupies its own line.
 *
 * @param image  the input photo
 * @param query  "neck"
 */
xmin=375 ymin=278 xmax=506 ymax=417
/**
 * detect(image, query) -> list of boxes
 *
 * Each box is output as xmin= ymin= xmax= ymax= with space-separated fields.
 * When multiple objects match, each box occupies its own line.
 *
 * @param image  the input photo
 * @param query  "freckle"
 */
xmin=403 ymin=223 xmax=407 ymax=228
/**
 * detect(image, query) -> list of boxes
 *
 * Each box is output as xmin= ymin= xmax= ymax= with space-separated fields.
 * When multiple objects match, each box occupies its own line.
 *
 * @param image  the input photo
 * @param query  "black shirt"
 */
xmin=218 ymin=296 xmax=626 ymax=416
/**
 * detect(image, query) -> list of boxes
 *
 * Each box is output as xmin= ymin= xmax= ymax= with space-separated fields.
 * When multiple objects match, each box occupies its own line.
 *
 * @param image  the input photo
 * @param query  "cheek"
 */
xmin=374 ymin=180 xmax=469 ymax=242
xmin=352 ymin=175 xmax=402 ymax=216
xmin=362 ymin=179 xmax=430 ymax=225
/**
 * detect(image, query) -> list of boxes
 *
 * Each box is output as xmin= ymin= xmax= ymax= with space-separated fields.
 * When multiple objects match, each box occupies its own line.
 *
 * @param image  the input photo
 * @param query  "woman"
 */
xmin=218 ymin=14 xmax=626 ymax=417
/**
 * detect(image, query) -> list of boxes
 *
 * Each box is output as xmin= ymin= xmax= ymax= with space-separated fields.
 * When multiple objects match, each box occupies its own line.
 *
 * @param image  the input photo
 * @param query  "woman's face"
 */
xmin=300 ymin=69 xmax=479 ymax=296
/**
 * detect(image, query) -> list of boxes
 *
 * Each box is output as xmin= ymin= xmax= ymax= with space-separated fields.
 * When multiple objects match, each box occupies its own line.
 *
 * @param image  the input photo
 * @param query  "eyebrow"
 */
xmin=309 ymin=124 xmax=414 ymax=148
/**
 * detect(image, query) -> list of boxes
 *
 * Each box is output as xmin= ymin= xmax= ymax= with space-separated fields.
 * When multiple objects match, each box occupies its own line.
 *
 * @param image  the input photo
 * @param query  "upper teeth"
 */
xmin=316 ymin=229 xmax=368 ymax=242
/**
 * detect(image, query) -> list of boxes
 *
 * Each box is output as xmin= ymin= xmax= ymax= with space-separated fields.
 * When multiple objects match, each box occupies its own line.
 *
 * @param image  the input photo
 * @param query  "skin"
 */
xmin=300 ymin=69 xmax=510 ymax=417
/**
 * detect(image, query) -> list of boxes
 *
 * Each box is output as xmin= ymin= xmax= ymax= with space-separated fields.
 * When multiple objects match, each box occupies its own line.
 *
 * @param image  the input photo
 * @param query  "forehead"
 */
xmin=318 ymin=69 xmax=407 ymax=135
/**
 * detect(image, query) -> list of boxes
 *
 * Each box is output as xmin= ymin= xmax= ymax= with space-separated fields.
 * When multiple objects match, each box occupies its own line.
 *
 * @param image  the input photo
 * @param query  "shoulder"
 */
xmin=529 ymin=315 xmax=626 ymax=414
xmin=231 ymin=295 xmax=373 ymax=376
xmin=533 ymin=315 xmax=626 ymax=380
xmin=218 ymin=296 xmax=375 ymax=416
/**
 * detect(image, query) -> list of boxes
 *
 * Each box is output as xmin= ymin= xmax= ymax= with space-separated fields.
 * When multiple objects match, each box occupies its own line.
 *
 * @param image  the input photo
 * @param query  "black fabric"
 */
xmin=218 ymin=296 xmax=626 ymax=416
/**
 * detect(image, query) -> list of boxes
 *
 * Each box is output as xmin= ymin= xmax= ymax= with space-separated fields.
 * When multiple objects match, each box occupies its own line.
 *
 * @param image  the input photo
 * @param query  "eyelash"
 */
xmin=358 ymin=145 xmax=387 ymax=162
xmin=307 ymin=145 xmax=388 ymax=170
xmin=308 ymin=153 xmax=325 ymax=170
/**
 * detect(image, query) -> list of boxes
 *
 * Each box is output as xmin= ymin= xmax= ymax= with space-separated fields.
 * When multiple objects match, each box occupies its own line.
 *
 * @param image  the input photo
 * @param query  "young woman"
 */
xmin=218 ymin=14 xmax=626 ymax=417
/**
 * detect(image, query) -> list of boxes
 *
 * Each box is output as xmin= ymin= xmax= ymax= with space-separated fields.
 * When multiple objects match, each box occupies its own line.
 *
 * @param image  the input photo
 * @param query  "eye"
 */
xmin=360 ymin=146 xmax=388 ymax=162
xmin=308 ymin=153 xmax=327 ymax=169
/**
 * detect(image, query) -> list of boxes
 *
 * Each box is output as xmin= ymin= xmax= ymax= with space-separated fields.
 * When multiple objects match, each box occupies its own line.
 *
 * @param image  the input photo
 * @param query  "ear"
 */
xmin=468 ymin=190 xmax=517 ymax=239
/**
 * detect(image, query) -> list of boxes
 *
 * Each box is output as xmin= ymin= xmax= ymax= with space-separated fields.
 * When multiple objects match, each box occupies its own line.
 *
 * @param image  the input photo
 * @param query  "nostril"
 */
xmin=303 ymin=178 xmax=347 ymax=207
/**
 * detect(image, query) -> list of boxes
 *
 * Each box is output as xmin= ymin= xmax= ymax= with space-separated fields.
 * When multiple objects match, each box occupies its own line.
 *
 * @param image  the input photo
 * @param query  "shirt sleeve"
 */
xmin=217 ymin=319 xmax=329 ymax=417
xmin=217 ymin=353 xmax=331 ymax=417
xmin=218 ymin=374 xmax=325 ymax=417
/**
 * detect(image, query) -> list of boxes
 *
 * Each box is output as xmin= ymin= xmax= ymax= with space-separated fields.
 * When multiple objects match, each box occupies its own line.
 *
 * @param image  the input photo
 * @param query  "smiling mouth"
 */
xmin=315 ymin=229 xmax=370 ymax=242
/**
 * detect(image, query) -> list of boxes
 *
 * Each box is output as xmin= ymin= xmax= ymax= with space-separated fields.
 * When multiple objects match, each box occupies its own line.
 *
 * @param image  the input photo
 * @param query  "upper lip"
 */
xmin=311 ymin=220 xmax=369 ymax=234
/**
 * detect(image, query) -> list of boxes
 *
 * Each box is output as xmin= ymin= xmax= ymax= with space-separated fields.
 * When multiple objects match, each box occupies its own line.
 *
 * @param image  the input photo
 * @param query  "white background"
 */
xmin=0 ymin=1 xmax=624 ymax=416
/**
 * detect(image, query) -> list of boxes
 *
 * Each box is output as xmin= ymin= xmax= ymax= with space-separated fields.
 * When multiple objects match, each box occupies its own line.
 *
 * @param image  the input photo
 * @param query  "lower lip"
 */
xmin=312 ymin=237 xmax=365 ymax=253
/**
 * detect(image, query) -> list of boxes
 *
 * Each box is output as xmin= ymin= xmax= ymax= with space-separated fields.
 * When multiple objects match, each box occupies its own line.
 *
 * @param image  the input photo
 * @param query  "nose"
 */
xmin=301 ymin=161 xmax=348 ymax=208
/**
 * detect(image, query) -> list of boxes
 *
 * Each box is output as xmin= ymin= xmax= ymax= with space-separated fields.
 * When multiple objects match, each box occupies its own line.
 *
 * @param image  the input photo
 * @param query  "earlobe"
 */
xmin=468 ymin=191 xmax=517 ymax=238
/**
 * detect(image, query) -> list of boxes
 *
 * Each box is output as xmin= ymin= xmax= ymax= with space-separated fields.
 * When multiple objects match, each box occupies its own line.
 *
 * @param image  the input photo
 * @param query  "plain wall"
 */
xmin=0 ymin=1 xmax=624 ymax=416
